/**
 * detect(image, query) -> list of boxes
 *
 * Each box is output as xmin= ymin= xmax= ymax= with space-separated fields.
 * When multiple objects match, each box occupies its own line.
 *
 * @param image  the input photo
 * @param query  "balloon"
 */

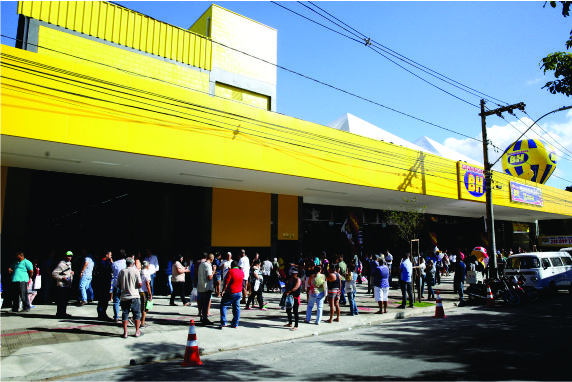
xmin=502 ymin=139 xmax=557 ymax=184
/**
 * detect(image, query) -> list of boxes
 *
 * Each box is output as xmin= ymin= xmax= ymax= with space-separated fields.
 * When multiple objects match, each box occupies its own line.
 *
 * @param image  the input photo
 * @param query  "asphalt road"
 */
xmin=58 ymin=292 xmax=572 ymax=381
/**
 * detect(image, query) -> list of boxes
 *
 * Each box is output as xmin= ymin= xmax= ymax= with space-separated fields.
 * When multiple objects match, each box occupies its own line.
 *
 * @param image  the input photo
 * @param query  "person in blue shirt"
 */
xmin=8 ymin=251 xmax=33 ymax=313
xmin=399 ymin=253 xmax=414 ymax=308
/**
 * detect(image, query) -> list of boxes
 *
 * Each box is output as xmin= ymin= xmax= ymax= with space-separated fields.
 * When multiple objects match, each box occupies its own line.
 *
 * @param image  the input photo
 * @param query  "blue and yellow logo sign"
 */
xmin=458 ymin=162 xmax=486 ymax=202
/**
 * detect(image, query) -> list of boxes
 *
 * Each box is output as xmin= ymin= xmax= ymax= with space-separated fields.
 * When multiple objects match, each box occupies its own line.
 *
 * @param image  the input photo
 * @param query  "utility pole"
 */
xmin=479 ymin=100 xmax=525 ymax=279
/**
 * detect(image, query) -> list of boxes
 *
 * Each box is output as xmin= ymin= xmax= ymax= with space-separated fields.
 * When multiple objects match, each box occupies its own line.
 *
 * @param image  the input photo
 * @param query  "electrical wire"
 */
xmin=276 ymin=1 xmax=506 ymax=109
xmin=0 ymin=33 xmax=486 ymax=147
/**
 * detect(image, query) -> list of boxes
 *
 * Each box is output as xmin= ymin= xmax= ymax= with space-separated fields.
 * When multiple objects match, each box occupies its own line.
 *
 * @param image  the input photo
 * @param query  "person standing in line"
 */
xmin=238 ymin=249 xmax=250 ymax=304
xmin=197 ymin=253 xmax=216 ymax=325
xmin=246 ymin=259 xmax=267 ymax=310
xmin=9 ymin=251 xmax=33 ymax=313
xmin=345 ymin=263 xmax=358 ymax=316
xmin=426 ymin=259 xmax=436 ymax=300
xmin=325 ymin=264 xmax=341 ymax=323
xmin=117 ymin=257 xmax=143 ymax=338
xmin=305 ymin=265 xmax=326 ymax=324
xmin=52 ymin=251 xmax=74 ymax=318
xmin=165 ymin=257 xmax=173 ymax=295
xmin=221 ymin=252 xmax=232 ymax=281
xmin=283 ymin=268 xmax=302 ymax=330
xmin=337 ymin=254 xmax=347 ymax=305
xmin=139 ymin=260 xmax=152 ymax=328
xmin=418 ymin=257 xmax=427 ymax=299
xmin=78 ymin=252 xmax=95 ymax=306
xmin=111 ymin=250 xmax=127 ymax=322
xmin=385 ymin=250 xmax=393 ymax=286
xmin=95 ymin=251 xmax=113 ymax=321
xmin=144 ymin=249 xmax=159 ymax=295
xmin=399 ymin=253 xmax=414 ymax=309
xmin=213 ymin=252 xmax=222 ymax=298
xmin=219 ymin=260 xmax=244 ymax=329
xmin=261 ymin=257 xmax=273 ymax=293
xmin=376 ymin=257 xmax=390 ymax=314
xmin=170 ymin=254 xmax=191 ymax=306
xmin=454 ymin=255 xmax=466 ymax=302
xmin=27 ymin=259 xmax=41 ymax=308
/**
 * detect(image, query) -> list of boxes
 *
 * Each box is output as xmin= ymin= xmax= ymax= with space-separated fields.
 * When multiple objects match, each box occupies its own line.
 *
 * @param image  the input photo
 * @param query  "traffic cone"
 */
xmin=485 ymin=285 xmax=495 ymax=308
xmin=434 ymin=291 xmax=446 ymax=318
xmin=182 ymin=319 xmax=203 ymax=366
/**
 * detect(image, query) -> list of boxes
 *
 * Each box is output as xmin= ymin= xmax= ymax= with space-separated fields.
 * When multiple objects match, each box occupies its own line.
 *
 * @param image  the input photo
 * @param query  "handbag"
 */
xmin=254 ymin=279 xmax=260 ymax=292
xmin=33 ymin=275 xmax=42 ymax=290
xmin=279 ymin=293 xmax=294 ymax=309
xmin=145 ymin=299 xmax=153 ymax=311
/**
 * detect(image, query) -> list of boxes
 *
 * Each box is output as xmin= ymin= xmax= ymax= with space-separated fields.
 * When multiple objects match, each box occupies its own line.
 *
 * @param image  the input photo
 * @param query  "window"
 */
xmin=561 ymin=257 xmax=572 ymax=266
xmin=551 ymin=257 xmax=564 ymax=267
xmin=506 ymin=257 xmax=540 ymax=269
xmin=542 ymin=258 xmax=552 ymax=268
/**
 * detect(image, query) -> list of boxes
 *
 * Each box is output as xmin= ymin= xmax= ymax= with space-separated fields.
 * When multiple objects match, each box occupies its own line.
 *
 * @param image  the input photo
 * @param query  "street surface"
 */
xmin=59 ymin=292 xmax=572 ymax=381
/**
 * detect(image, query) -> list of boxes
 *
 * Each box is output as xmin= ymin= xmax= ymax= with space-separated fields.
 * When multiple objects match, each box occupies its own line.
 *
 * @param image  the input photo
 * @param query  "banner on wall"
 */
xmin=540 ymin=236 xmax=572 ymax=246
xmin=457 ymin=162 xmax=486 ymax=202
xmin=510 ymin=182 xmax=543 ymax=206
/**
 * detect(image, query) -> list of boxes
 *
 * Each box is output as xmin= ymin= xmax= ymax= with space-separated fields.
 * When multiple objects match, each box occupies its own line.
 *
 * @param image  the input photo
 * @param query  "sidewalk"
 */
xmin=1 ymin=276 xmax=460 ymax=381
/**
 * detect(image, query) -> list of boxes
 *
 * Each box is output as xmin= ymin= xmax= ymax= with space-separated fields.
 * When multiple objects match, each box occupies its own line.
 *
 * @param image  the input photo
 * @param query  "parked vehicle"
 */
xmin=466 ymin=276 xmax=521 ymax=305
xmin=506 ymin=274 xmax=540 ymax=302
xmin=504 ymin=252 xmax=572 ymax=293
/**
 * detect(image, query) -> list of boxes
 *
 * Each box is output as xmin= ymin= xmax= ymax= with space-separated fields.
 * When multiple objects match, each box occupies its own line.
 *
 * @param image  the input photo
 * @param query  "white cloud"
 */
xmin=525 ymin=78 xmax=542 ymax=86
xmin=443 ymin=112 xmax=572 ymax=188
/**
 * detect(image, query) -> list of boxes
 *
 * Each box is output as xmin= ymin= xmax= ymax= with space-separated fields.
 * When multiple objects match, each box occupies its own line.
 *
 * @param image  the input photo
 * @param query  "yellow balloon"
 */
xmin=502 ymin=139 xmax=557 ymax=184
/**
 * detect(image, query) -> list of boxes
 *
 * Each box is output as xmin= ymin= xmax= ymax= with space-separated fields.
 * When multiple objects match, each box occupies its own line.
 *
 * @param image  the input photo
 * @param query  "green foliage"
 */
xmin=541 ymin=52 xmax=572 ymax=96
xmin=541 ymin=1 xmax=572 ymax=96
xmin=385 ymin=197 xmax=426 ymax=244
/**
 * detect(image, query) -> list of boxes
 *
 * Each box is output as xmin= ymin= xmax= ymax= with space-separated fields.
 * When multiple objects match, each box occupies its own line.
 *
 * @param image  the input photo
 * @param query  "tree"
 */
xmin=385 ymin=197 xmax=426 ymax=245
xmin=540 ymin=1 xmax=572 ymax=96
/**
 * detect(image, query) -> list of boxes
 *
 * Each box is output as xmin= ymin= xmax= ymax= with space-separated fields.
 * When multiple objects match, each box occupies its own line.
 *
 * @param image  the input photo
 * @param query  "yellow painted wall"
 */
xmin=18 ymin=1 xmax=212 ymax=70
xmin=1 ymin=45 xmax=571 ymax=217
xmin=189 ymin=6 xmax=212 ymax=38
xmin=211 ymin=188 xmax=271 ymax=247
xmin=210 ymin=5 xmax=277 ymax=86
xmin=278 ymin=195 xmax=298 ymax=241
xmin=37 ymin=26 xmax=209 ymax=92
xmin=215 ymin=82 xmax=270 ymax=110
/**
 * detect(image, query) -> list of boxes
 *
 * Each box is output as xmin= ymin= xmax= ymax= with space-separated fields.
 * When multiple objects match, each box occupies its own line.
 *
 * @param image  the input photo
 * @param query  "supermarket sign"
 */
xmin=540 ymin=236 xmax=572 ymax=247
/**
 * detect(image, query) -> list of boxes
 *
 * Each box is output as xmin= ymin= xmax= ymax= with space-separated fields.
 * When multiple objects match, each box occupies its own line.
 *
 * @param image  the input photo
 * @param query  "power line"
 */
xmin=279 ymin=1 xmax=509 ymax=107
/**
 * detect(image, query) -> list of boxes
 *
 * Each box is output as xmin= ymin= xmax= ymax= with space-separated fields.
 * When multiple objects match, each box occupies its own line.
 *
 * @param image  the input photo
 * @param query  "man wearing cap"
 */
xmin=8 ymin=251 xmax=33 ymax=313
xmin=52 ymin=251 xmax=74 ymax=318
xmin=117 ymin=257 xmax=143 ymax=338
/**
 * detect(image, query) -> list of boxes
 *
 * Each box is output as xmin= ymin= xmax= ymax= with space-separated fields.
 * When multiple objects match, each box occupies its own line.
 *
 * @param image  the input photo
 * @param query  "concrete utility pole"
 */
xmin=479 ymin=100 xmax=525 ymax=279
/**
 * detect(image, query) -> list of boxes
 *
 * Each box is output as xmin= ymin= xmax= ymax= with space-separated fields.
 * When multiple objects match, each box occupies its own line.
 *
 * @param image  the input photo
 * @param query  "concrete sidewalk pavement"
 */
xmin=1 ymin=276 xmax=461 ymax=381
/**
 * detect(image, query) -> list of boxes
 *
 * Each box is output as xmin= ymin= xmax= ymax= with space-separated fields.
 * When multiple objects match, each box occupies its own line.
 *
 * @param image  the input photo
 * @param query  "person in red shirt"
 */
xmin=219 ymin=260 xmax=244 ymax=329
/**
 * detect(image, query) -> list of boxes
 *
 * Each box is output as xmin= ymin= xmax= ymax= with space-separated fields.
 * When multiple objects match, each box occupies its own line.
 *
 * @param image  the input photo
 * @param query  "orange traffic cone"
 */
xmin=485 ymin=285 xmax=495 ymax=308
xmin=182 ymin=319 xmax=203 ymax=366
xmin=434 ymin=291 xmax=446 ymax=318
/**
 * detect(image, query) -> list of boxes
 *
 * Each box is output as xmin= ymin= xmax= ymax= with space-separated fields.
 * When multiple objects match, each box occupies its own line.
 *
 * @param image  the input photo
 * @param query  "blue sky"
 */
xmin=2 ymin=1 xmax=571 ymax=190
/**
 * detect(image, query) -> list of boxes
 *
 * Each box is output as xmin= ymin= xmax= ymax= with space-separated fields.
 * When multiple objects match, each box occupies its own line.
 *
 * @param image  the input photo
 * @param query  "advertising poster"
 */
xmin=457 ymin=162 xmax=486 ymax=202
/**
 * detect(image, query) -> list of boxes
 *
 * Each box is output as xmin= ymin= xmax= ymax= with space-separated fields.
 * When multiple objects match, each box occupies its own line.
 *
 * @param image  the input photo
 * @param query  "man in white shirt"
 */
xmin=144 ymin=249 xmax=159 ymax=295
xmin=111 ymin=250 xmax=127 ymax=322
xmin=222 ymin=252 xmax=232 ymax=281
xmin=262 ymin=257 xmax=273 ymax=293
xmin=238 ymin=249 xmax=250 ymax=304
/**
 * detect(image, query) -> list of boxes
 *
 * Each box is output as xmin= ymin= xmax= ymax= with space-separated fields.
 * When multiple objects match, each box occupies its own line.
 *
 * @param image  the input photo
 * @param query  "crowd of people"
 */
xmin=3 ymin=245 xmax=529 ymax=337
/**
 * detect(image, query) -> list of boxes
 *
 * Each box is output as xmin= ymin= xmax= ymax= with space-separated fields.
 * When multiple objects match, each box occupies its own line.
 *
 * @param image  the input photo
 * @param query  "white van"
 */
xmin=505 ymin=252 xmax=572 ymax=292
